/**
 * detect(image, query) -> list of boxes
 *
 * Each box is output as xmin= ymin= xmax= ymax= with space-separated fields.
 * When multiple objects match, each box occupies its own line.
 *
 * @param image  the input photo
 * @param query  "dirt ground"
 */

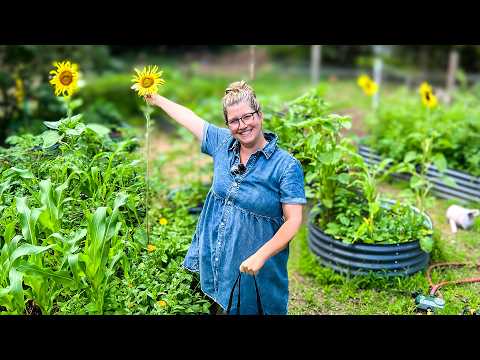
xmin=338 ymin=107 xmax=367 ymax=138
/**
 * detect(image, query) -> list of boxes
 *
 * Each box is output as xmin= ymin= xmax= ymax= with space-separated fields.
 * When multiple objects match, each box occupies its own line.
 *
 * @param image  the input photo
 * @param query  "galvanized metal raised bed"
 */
xmin=307 ymin=200 xmax=432 ymax=277
xmin=358 ymin=144 xmax=480 ymax=203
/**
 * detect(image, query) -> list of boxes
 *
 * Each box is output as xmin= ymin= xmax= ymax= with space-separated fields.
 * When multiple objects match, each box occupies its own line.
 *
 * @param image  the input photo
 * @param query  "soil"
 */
xmin=338 ymin=107 xmax=367 ymax=138
xmin=25 ymin=300 xmax=42 ymax=315
xmin=146 ymin=128 xmax=212 ymax=186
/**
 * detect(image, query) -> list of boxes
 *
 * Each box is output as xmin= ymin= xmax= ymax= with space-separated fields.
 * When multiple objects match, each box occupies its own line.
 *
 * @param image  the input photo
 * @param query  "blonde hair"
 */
xmin=222 ymin=80 xmax=261 ymax=123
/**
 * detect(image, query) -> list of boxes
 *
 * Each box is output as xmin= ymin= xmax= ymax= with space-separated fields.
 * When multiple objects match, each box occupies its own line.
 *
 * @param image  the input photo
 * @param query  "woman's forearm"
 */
xmin=151 ymin=95 xmax=205 ymax=141
xmin=255 ymin=218 xmax=302 ymax=262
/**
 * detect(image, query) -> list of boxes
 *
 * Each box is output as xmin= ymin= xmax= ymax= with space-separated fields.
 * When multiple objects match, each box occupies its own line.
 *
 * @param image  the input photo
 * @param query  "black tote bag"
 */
xmin=226 ymin=272 xmax=264 ymax=315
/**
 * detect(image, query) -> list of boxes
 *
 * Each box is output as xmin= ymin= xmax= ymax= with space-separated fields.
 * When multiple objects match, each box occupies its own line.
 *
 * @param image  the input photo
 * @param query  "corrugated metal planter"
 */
xmin=307 ymin=200 xmax=432 ymax=277
xmin=358 ymin=145 xmax=480 ymax=203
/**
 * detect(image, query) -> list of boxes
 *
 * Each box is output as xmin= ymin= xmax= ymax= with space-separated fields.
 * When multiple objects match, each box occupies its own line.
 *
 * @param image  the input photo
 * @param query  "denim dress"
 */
xmin=182 ymin=121 xmax=306 ymax=315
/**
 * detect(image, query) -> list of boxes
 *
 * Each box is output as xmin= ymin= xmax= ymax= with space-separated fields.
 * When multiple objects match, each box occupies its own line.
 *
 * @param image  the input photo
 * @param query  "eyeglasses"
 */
xmin=227 ymin=111 xmax=258 ymax=129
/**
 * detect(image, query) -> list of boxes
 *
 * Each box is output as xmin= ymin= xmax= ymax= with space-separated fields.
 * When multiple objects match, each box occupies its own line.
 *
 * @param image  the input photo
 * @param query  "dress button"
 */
xmin=215 ymin=257 xmax=219 ymax=262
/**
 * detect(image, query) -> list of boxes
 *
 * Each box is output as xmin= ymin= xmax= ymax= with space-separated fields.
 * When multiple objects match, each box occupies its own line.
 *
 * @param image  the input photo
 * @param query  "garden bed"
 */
xmin=307 ymin=199 xmax=432 ymax=277
xmin=358 ymin=144 xmax=480 ymax=203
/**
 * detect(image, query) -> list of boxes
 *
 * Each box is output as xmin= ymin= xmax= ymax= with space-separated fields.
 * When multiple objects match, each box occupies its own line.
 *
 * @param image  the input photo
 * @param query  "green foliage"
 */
xmin=364 ymin=90 xmax=480 ymax=176
xmin=268 ymin=86 xmax=433 ymax=247
xmin=0 ymin=68 xmax=215 ymax=314
xmin=0 ymin=102 xmax=146 ymax=314
xmin=0 ymin=45 xmax=115 ymax=144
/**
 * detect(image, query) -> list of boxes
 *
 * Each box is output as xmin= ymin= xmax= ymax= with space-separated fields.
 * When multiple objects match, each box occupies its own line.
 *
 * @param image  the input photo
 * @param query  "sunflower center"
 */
xmin=142 ymin=77 xmax=155 ymax=88
xmin=425 ymin=92 xmax=431 ymax=101
xmin=59 ymin=71 xmax=73 ymax=86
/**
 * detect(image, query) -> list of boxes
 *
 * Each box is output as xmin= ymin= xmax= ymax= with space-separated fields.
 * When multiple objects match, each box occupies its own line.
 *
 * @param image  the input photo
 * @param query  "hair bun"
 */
xmin=225 ymin=80 xmax=252 ymax=95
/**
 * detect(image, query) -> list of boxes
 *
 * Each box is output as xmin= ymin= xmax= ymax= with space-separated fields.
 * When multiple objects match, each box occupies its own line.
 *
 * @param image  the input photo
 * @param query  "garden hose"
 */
xmin=426 ymin=261 xmax=480 ymax=298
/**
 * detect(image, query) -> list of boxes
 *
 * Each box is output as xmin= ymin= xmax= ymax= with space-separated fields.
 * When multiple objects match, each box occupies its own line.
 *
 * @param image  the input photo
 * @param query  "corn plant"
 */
xmin=38 ymin=176 xmax=75 ymax=233
xmin=71 ymin=192 xmax=128 ymax=314
xmin=0 ymin=218 xmax=55 ymax=313
xmin=16 ymin=196 xmax=43 ymax=248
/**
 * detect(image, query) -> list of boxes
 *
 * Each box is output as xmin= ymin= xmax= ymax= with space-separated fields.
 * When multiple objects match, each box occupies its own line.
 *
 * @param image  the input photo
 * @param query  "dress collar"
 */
xmin=228 ymin=131 xmax=278 ymax=160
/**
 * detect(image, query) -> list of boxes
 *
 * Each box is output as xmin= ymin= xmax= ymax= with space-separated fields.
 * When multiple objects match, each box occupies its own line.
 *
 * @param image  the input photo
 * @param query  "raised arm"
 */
xmin=145 ymin=94 xmax=205 ymax=141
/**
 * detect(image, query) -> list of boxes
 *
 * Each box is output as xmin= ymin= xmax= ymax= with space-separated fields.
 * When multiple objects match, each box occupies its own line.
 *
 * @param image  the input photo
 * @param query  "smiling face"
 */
xmin=226 ymin=102 xmax=264 ymax=148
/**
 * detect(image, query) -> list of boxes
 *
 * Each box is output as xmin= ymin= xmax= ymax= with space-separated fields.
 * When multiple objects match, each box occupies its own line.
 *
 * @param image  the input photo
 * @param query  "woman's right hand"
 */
xmin=144 ymin=94 xmax=160 ymax=107
xmin=136 ymin=92 xmax=205 ymax=141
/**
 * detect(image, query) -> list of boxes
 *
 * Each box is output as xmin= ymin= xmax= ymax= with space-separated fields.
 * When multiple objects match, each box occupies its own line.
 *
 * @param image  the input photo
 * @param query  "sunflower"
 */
xmin=49 ymin=60 xmax=79 ymax=97
xmin=357 ymin=74 xmax=371 ymax=88
xmin=159 ymin=218 xmax=168 ymax=226
xmin=357 ymin=74 xmax=378 ymax=96
xmin=362 ymin=80 xmax=378 ymax=96
xmin=157 ymin=300 xmax=167 ymax=308
xmin=419 ymin=82 xmax=432 ymax=96
xmin=131 ymin=65 xmax=165 ymax=97
xmin=421 ymin=90 xmax=438 ymax=108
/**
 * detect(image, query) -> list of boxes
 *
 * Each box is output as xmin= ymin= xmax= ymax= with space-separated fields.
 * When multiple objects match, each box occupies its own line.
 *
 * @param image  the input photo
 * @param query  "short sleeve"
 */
xmin=279 ymin=158 xmax=307 ymax=204
xmin=201 ymin=122 xmax=231 ymax=157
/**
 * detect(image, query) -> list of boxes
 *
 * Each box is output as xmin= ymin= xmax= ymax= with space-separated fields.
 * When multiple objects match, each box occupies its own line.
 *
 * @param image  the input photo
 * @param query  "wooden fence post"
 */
xmin=250 ymin=45 xmax=256 ymax=81
xmin=446 ymin=48 xmax=459 ymax=94
xmin=311 ymin=45 xmax=322 ymax=84
xmin=372 ymin=45 xmax=383 ymax=109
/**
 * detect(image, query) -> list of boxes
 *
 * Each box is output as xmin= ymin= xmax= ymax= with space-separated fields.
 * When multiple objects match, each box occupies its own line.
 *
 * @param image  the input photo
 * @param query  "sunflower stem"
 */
xmin=144 ymin=105 xmax=152 ymax=245
xmin=65 ymin=96 xmax=72 ymax=121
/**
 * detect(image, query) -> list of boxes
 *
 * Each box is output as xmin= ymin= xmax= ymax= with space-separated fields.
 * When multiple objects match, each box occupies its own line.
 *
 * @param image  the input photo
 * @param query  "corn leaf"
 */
xmin=16 ymin=262 xmax=75 ymax=288
xmin=16 ymin=197 xmax=42 ymax=246
xmin=10 ymin=244 xmax=54 ymax=265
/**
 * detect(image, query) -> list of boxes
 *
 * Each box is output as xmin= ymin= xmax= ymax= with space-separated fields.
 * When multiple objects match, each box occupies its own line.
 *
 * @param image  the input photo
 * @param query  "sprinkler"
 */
xmin=413 ymin=293 xmax=445 ymax=314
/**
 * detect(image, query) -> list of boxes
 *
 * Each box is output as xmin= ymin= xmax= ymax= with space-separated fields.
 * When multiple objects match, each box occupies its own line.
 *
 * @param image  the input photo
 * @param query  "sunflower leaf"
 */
xmin=41 ymin=130 xmax=64 ymax=149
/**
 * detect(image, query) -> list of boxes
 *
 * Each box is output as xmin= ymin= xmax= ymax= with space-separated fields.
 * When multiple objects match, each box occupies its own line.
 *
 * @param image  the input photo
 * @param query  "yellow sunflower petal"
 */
xmin=49 ymin=60 xmax=80 ymax=98
xmin=131 ymin=65 xmax=165 ymax=97
xmin=419 ymin=82 xmax=432 ymax=95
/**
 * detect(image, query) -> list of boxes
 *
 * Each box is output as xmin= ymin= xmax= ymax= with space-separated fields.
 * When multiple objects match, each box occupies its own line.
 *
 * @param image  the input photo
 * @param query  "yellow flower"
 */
xmin=419 ymin=82 xmax=432 ymax=96
xmin=357 ymin=74 xmax=378 ymax=96
xmin=421 ymin=90 xmax=438 ymax=109
xmin=49 ymin=60 xmax=79 ymax=97
xmin=159 ymin=218 xmax=168 ymax=226
xmin=15 ymin=78 xmax=24 ymax=105
xmin=362 ymin=80 xmax=378 ymax=96
xmin=147 ymin=244 xmax=156 ymax=252
xmin=157 ymin=300 xmax=167 ymax=307
xmin=131 ymin=65 xmax=165 ymax=97
xmin=357 ymin=74 xmax=371 ymax=88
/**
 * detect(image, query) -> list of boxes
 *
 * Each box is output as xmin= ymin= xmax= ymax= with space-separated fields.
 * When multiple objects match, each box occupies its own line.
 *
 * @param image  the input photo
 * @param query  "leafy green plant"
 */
xmin=364 ymin=90 xmax=480 ymax=176
xmin=268 ymin=86 xmax=433 ymax=249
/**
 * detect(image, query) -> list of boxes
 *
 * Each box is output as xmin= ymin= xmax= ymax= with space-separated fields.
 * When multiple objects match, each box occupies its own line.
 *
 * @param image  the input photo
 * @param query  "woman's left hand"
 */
xmin=239 ymin=253 xmax=266 ymax=275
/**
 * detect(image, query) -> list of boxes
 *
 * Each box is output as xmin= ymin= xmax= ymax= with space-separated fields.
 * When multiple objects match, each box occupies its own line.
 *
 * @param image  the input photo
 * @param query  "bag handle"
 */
xmin=226 ymin=272 xmax=264 ymax=315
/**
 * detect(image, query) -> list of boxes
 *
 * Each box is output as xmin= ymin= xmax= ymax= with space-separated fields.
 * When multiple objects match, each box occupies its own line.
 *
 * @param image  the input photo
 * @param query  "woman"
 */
xmin=145 ymin=80 xmax=306 ymax=315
